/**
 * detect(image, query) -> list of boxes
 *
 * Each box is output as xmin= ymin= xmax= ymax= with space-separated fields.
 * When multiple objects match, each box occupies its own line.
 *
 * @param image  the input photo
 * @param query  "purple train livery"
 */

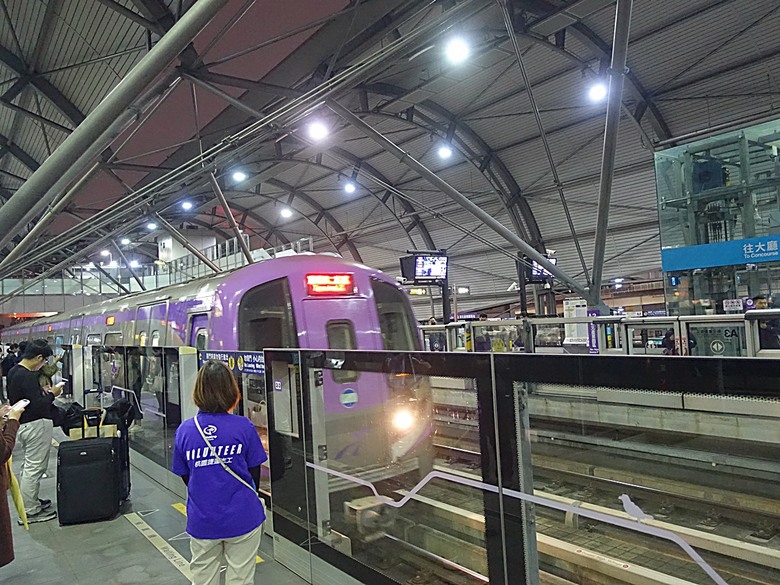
xmin=0 ymin=254 xmax=431 ymax=478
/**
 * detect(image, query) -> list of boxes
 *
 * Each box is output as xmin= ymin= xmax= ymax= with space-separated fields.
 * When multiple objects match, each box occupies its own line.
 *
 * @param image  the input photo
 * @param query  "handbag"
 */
xmin=194 ymin=416 xmax=266 ymax=538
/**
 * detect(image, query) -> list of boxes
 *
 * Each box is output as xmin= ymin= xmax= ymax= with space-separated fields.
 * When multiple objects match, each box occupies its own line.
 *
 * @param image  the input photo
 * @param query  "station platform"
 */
xmin=4 ymin=441 xmax=306 ymax=585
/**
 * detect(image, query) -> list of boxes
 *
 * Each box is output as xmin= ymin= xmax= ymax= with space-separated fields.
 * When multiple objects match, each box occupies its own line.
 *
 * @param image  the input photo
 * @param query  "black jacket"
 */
xmin=7 ymin=364 xmax=54 ymax=424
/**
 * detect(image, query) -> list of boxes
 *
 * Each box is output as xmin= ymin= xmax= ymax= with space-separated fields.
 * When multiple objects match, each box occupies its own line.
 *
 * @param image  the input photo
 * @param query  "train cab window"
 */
xmin=239 ymin=278 xmax=298 ymax=351
xmin=105 ymin=333 xmax=123 ymax=345
xmin=371 ymin=279 xmax=419 ymax=350
xmin=86 ymin=334 xmax=102 ymax=345
xmin=194 ymin=329 xmax=208 ymax=350
xmin=151 ymin=331 xmax=160 ymax=347
xmin=326 ymin=321 xmax=358 ymax=383
xmin=139 ymin=332 xmax=147 ymax=346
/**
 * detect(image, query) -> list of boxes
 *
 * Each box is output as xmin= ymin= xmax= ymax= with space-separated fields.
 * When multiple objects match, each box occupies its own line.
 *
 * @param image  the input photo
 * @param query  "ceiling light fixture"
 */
xmin=445 ymin=38 xmax=470 ymax=64
xmin=438 ymin=145 xmax=453 ymax=159
xmin=280 ymin=208 xmax=293 ymax=218
xmin=589 ymin=82 xmax=608 ymax=102
xmin=232 ymin=170 xmax=247 ymax=182
xmin=181 ymin=201 xmax=193 ymax=211
xmin=344 ymin=181 xmax=356 ymax=194
xmin=307 ymin=121 xmax=329 ymax=141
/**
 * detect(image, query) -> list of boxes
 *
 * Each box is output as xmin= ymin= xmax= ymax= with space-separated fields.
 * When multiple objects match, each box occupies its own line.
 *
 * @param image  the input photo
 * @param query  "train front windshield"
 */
xmin=371 ymin=278 xmax=420 ymax=351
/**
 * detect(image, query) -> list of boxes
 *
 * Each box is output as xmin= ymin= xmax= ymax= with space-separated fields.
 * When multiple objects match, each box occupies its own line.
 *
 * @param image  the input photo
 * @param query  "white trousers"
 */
xmin=189 ymin=523 xmax=262 ymax=585
xmin=17 ymin=418 xmax=53 ymax=515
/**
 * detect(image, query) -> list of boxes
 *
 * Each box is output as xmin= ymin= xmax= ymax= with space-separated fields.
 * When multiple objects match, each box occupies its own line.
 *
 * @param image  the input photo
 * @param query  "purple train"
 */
xmin=1 ymin=254 xmax=420 ymax=353
xmin=1 ymin=255 xmax=430 ymax=475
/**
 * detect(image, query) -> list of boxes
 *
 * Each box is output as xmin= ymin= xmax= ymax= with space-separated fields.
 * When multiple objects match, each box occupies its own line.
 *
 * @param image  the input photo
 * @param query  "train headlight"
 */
xmin=391 ymin=409 xmax=415 ymax=432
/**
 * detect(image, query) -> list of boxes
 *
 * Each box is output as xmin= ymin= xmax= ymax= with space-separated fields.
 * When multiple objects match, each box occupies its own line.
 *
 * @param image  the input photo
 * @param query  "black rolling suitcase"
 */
xmin=57 ymin=414 xmax=122 ymax=525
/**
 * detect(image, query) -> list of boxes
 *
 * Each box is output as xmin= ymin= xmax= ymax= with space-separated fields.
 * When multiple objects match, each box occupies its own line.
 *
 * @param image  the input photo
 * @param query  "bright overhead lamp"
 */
xmin=438 ymin=145 xmax=453 ymax=159
xmin=146 ymin=222 xmax=158 ymax=231
xmin=445 ymin=38 xmax=470 ymax=64
xmin=588 ymin=82 xmax=608 ymax=102
xmin=232 ymin=170 xmax=247 ymax=182
xmin=280 ymin=208 xmax=293 ymax=218
xmin=181 ymin=201 xmax=193 ymax=211
xmin=344 ymin=181 xmax=356 ymax=194
xmin=129 ymin=260 xmax=140 ymax=269
xmin=307 ymin=121 xmax=329 ymax=141
xmin=120 ymin=238 xmax=130 ymax=245
xmin=107 ymin=261 xmax=118 ymax=269
xmin=100 ymin=250 xmax=110 ymax=257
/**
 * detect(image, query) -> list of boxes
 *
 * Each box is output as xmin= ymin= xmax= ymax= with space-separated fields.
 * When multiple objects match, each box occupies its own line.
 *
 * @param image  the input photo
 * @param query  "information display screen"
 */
xmin=414 ymin=255 xmax=448 ymax=280
xmin=526 ymin=256 xmax=556 ymax=282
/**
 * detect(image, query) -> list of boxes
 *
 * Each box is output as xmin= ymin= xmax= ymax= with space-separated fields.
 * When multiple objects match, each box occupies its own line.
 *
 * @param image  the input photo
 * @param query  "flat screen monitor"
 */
xmin=528 ymin=256 xmax=556 ymax=281
xmin=414 ymin=255 xmax=448 ymax=280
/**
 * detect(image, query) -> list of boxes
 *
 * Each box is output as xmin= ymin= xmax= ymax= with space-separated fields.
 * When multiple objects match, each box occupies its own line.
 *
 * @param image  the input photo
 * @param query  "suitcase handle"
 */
xmin=81 ymin=409 xmax=106 ymax=438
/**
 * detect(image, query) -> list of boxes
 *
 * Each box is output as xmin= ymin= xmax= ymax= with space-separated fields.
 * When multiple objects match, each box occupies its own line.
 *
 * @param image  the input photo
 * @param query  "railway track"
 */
xmin=426 ymin=415 xmax=780 ymax=584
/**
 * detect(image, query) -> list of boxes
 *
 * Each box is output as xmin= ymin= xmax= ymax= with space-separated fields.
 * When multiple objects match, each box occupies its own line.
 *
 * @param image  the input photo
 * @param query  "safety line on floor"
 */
xmin=172 ymin=503 xmax=264 ymax=564
xmin=125 ymin=512 xmax=193 ymax=580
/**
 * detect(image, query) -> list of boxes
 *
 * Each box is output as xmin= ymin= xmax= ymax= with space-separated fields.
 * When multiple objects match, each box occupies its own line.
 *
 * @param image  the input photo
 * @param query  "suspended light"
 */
xmin=445 ymin=38 xmax=470 ymax=64
xmin=280 ymin=208 xmax=293 ymax=218
xmin=120 ymin=238 xmax=130 ymax=246
xmin=232 ymin=170 xmax=247 ymax=182
xmin=307 ymin=121 xmax=329 ymax=141
xmin=344 ymin=181 xmax=356 ymax=194
xmin=181 ymin=201 xmax=193 ymax=211
xmin=438 ymin=145 xmax=453 ymax=159
xmin=107 ymin=261 xmax=118 ymax=269
xmin=100 ymin=250 xmax=110 ymax=257
xmin=589 ymin=82 xmax=608 ymax=102
xmin=129 ymin=260 xmax=140 ymax=269
xmin=146 ymin=222 xmax=158 ymax=231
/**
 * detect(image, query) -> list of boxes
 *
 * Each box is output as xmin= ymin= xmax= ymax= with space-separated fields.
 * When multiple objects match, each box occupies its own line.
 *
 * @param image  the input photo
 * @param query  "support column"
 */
xmin=591 ymin=0 xmax=634 ymax=303
xmin=153 ymin=213 xmax=223 ymax=274
xmin=0 ymin=0 xmax=228 ymax=252
xmin=327 ymin=100 xmax=594 ymax=302
xmin=208 ymin=173 xmax=254 ymax=264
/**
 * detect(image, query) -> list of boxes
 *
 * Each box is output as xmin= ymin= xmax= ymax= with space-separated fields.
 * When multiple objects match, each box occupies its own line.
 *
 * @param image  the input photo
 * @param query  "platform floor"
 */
xmin=2 ymin=440 xmax=308 ymax=585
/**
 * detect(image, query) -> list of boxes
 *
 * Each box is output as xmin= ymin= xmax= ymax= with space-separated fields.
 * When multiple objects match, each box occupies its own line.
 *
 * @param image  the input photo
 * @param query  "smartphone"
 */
xmin=54 ymin=381 xmax=67 ymax=388
xmin=3 ymin=399 xmax=29 ymax=418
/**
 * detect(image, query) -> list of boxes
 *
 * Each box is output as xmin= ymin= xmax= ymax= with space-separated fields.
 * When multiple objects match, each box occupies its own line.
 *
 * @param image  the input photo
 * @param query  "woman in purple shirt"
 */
xmin=173 ymin=361 xmax=267 ymax=585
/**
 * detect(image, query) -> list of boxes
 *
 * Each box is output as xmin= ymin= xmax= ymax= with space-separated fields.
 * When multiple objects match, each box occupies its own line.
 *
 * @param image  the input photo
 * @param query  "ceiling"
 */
xmin=0 ymin=0 xmax=779 ymax=314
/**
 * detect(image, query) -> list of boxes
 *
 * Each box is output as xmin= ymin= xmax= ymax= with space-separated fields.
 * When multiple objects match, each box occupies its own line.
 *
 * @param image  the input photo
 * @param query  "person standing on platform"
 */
xmin=1 ymin=344 xmax=19 ymax=401
xmin=7 ymin=339 xmax=60 ymax=523
xmin=172 ymin=361 xmax=267 ymax=585
xmin=0 ymin=400 xmax=24 ymax=567
xmin=751 ymin=295 xmax=780 ymax=349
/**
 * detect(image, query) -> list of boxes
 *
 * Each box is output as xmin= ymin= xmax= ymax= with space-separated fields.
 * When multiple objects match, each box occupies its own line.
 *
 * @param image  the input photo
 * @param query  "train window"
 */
xmin=139 ymin=332 xmax=147 ymax=346
xmin=326 ymin=321 xmax=358 ymax=383
xmin=105 ymin=333 xmax=123 ymax=345
xmin=151 ymin=331 xmax=160 ymax=347
xmin=195 ymin=328 xmax=208 ymax=350
xmin=86 ymin=334 xmax=102 ymax=345
xmin=239 ymin=278 xmax=298 ymax=351
xmin=371 ymin=279 xmax=419 ymax=350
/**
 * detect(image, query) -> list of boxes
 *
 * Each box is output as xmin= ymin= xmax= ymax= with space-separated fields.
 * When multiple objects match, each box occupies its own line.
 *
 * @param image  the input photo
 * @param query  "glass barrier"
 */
xmin=623 ymin=319 xmax=680 ymax=355
xmin=89 ymin=346 xmax=182 ymax=470
xmin=420 ymin=325 xmax=448 ymax=351
xmin=471 ymin=320 xmax=526 ymax=352
xmin=680 ymin=317 xmax=748 ymax=357
xmin=260 ymin=350 xmax=766 ymax=585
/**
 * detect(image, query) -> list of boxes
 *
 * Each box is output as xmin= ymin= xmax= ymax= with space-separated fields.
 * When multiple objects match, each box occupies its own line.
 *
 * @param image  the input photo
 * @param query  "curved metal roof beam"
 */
xmin=361 ymin=84 xmax=544 ymax=248
xmin=247 ymin=153 xmax=435 ymax=251
xmin=196 ymin=200 xmax=290 ymax=248
xmin=513 ymin=0 xmax=673 ymax=140
xmin=0 ymin=44 xmax=84 ymax=127
xmin=264 ymin=178 xmax=363 ymax=263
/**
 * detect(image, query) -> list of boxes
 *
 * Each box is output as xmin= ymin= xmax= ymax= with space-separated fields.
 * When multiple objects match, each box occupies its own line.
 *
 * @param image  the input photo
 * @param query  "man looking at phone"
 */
xmin=7 ymin=339 xmax=61 ymax=523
